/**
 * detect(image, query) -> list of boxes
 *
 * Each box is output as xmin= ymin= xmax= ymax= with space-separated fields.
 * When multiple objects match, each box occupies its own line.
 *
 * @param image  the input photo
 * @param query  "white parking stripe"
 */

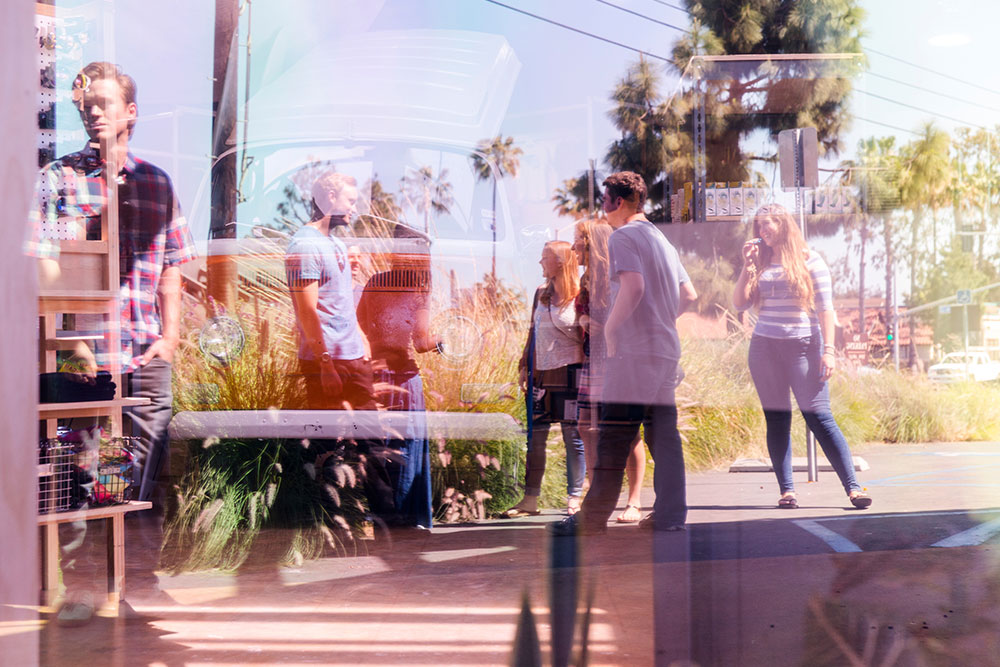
xmin=793 ymin=519 xmax=863 ymax=553
xmin=931 ymin=515 xmax=1000 ymax=547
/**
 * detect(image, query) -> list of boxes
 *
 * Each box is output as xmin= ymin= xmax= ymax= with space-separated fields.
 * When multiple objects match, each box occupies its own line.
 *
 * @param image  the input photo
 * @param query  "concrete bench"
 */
xmin=168 ymin=409 xmax=523 ymax=442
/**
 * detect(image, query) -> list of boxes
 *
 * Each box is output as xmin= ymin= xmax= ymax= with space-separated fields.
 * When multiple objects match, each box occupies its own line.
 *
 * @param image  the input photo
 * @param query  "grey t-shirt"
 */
xmin=602 ymin=219 xmax=690 ymax=405
xmin=285 ymin=225 xmax=365 ymax=361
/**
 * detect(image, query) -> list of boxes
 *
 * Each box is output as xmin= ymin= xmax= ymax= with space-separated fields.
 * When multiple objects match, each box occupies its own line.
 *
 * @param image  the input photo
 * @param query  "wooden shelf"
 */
xmin=58 ymin=240 xmax=109 ymax=254
xmin=39 ymin=290 xmax=117 ymax=314
xmin=39 ymin=290 xmax=116 ymax=300
xmin=44 ymin=330 xmax=103 ymax=350
xmin=38 ymin=397 xmax=151 ymax=420
xmin=37 ymin=501 xmax=152 ymax=525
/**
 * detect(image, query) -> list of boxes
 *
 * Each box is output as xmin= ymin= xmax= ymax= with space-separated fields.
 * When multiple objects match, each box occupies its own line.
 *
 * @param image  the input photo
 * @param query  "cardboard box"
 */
xmin=744 ymin=186 xmax=758 ymax=213
xmin=730 ymin=186 xmax=743 ymax=216
xmin=705 ymin=185 xmax=717 ymax=217
xmin=716 ymin=183 xmax=729 ymax=216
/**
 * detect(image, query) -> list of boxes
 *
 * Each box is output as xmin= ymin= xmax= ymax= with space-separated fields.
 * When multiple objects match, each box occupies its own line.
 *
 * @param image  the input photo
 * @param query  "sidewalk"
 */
xmin=37 ymin=440 xmax=1000 ymax=666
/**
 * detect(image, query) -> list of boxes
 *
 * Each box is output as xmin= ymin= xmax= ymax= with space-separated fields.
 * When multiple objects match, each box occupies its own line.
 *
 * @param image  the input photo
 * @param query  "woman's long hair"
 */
xmin=540 ymin=240 xmax=580 ymax=307
xmin=747 ymin=204 xmax=815 ymax=311
xmin=576 ymin=219 xmax=613 ymax=311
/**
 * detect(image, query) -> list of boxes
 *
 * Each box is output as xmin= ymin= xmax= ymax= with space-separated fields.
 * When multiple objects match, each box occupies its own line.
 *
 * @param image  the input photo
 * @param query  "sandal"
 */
xmin=849 ymin=491 xmax=872 ymax=509
xmin=566 ymin=496 xmax=581 ymax=516
xmin=616 ymin=504 xmax=642 ymax=523
xmin=778 ymin=494 xmax=798 ymax=509
xmin=502 ymin=506 xmax=541 ymax=518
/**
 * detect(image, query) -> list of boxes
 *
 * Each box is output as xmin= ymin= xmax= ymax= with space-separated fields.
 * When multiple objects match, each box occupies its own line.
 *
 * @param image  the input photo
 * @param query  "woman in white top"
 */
xmin=503 ymin=241 xmax=586 ymax=517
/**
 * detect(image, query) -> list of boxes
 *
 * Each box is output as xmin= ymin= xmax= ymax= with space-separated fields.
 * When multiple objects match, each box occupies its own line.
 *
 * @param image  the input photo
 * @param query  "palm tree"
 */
xmin=400 ymin=165 xmax=454 ymax=234
xmin=471 ymin=135 xmax=522 ymax=280
xmin=849 ymin=136 xmax=902 ymax=344
xmin=552 ymin=170 xmax=602 ymax=219
xmin=899 ymin=122 xmax=951 ymax=296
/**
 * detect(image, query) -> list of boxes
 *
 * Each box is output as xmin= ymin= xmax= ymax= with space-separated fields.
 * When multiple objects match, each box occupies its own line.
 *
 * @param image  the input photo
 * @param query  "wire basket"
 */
xmin=37 ymin=433 xmax=137 ymax=513
xmin=91 ymin=437 xmax=136 ymax=506
xmin=37 ymin=440 xmax=74 ymax=514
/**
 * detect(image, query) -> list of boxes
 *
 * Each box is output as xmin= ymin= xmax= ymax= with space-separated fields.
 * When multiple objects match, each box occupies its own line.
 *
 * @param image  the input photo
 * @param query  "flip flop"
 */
xmin=616 ymin=505 xmax=642 ymax=523
xmin=502 ymin=507 xmax=541 ymax=518
xmin=849 ymin=492 xmax=872 ymax=509
xmin=778 ymin=495 xmax=798 ymax=509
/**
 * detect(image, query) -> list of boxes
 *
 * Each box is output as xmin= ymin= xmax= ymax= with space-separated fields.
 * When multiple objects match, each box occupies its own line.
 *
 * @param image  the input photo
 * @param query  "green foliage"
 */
xmin=173 ymin=295 xmax=304 ymax=412
xmin=552 ymin=169 xmax=602 ymax=220
xmin=162 ymin=438 xmax=369 ymax=573
xmin=682 ymin=253 xmax=739 ymax=317
xmin=432 ymin=436 xmax=522 ymax=521
xmin=271 ymin=159 xmax=338 ymax=234
xmin=399 ymin=165 xmax=454 ymax=234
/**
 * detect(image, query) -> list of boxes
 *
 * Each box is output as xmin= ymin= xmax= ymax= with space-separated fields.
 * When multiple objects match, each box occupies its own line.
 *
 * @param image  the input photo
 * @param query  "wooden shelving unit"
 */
xmin=34 ymin=1 xmax=151 ymax=610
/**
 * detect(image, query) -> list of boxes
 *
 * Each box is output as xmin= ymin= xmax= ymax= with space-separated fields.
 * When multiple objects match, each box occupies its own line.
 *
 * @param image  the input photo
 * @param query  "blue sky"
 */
xmin=46 ymin=0 xmax=1000 ymax=294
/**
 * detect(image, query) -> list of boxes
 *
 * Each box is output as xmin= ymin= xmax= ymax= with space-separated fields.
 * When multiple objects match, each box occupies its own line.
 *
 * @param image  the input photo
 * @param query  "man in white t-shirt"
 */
xmin=550 ymin=171 xmax=697 ymax=535
xmin=285 ymin=171 xmax=376 ymax=410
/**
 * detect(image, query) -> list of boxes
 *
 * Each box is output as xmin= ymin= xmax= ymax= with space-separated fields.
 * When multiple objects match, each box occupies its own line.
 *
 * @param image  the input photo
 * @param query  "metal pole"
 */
xmin=587 ymin=158 xmax=595 ymax=218
xmin=796 ymin=176 xmax=818 ymax=482
xmin=963 ymin=303 xmax=970 ymax=354
xmin=692 ymin=71 xmax=707 ymax=222
xmin=892 ymin=278 xmax=900 ymax=370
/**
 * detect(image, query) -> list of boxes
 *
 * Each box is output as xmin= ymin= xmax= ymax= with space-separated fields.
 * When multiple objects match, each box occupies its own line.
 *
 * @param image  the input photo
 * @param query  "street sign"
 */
xmin=957 ymin=289 xmax=972 ymax=305
xmin=778 ymin=127 xmax=819 ymax=191
xmin=844 ymin=333 xmax=868 ymax=365
xmin=939 ymin=305 xmax=952 ymax=315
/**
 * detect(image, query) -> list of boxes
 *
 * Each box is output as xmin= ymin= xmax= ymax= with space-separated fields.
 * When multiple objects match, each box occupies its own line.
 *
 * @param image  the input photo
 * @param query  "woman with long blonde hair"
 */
xmin=504 ymin=240 xmax=586 ymax=517
xmin=573 ymin=219 xmax=646 ymax=522
xmin=733 ymin=204 xmax=871 ymax=510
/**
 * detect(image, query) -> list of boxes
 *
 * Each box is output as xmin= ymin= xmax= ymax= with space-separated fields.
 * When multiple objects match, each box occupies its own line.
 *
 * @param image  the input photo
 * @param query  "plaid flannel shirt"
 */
xmin=27 ymin=144 xmax=196 ymax=371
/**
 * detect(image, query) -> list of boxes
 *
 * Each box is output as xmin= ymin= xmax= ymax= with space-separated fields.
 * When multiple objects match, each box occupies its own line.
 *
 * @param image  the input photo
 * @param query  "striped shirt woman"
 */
xmin=733 ymin=204 xmax=871 ymax=512
xmin=753 ymin=252 xmax=833 ymax=339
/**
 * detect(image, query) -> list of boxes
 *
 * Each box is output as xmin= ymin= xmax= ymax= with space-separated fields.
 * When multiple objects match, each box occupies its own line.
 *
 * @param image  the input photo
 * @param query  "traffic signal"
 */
xmin=886 ymin=323 xmax=895 ymax=343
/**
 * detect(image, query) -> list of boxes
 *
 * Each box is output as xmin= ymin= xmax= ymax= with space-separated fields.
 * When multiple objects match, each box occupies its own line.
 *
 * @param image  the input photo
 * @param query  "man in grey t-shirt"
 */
xmin=551 ymin=171 xmax=697 ymax=535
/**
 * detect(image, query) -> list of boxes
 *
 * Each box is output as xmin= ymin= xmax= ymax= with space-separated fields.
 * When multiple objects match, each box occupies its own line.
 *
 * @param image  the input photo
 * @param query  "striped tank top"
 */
xmin=752 ymin=252 xmax=833 ymax=339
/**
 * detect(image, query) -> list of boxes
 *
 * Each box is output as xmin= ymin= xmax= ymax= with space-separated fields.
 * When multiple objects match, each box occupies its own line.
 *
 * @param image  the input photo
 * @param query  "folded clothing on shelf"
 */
xmin=39 ymin=371 xmax=116 ymax=403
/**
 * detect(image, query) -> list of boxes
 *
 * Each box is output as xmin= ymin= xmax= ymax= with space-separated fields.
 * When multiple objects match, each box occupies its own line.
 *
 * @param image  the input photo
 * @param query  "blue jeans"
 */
xmin=524 ymin=421 xmax=586 ymax=497
xmin=375 ymin=370 xmax=433 ymax=529
xmin=748 ymin=334 xmax=861 ymax=495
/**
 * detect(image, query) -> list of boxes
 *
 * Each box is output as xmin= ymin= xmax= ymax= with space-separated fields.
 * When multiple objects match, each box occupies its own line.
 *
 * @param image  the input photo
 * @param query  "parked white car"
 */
xmin=927 ymin=351 xmax=1000 ymax=384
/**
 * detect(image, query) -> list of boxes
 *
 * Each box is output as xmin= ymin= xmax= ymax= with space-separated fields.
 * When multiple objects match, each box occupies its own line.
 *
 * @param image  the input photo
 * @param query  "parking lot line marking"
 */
xmin=793 ymin=519 xmax=862 ymax=553
xmin=865 ymin=462 xmax=1000 ymax=487
xmin=904 ymin=452 xmax=1000 ymax=457
xmin=931 ymin=515 xmax=1000 ymax=548
xmin=806 ymin=508 xmax=1000 ymax=522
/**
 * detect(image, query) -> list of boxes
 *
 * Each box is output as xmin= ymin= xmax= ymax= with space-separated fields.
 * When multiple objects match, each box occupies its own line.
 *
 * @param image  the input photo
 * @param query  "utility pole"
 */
xmin=208 ymin=0 xmax=239 ymax=312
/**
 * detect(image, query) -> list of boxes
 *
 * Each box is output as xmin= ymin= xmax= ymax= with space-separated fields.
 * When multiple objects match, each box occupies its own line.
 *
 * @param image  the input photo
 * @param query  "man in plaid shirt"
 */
xmin=29 ymin=61 xmax=195 ymax=620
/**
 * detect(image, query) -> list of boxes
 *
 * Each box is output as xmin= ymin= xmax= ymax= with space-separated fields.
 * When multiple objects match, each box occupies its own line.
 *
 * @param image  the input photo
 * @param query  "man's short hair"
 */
xmin=311 ymin=172 xmax=358 ymax=215
xmin=75 ymin=61 xmax=138 ymax=137
xmin=603 ymin=171 xmax=647 ymax=209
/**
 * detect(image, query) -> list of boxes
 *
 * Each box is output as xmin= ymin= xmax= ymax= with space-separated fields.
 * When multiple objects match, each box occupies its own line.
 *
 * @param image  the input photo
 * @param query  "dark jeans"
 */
xmin=748 ymin=334 xmax=861 ymax=495
xmin=62 ymin=357 xmax=174 ymax=594
xmin=580 ymin=359 xmax=686 ymax=531
xmin=125 ymin=358 xmax=175 ymax=504
xmin=524 ymin=420 xmax=586 ymax=497
xmin=376 ymin=369 xmax=433 ymax=529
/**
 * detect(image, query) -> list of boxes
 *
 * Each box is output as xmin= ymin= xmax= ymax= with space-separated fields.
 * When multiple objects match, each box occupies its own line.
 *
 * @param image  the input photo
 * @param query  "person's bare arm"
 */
xmin=412 ymin=305 xmax=439 ymax=353
xmin=819 ymin=309 xmax=837 ymax=381
xmin=142 ymin=265 xmax=182 ymax=365
xmin=680 ymin=280 xmax=698 ymax=313
xmin=732 ymin=241 xmax=760 ymax=311
xmin=604 ymin=271 xmax=644 ymax=358
xmin=289 ymin=279 xmax=326 ymax=359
